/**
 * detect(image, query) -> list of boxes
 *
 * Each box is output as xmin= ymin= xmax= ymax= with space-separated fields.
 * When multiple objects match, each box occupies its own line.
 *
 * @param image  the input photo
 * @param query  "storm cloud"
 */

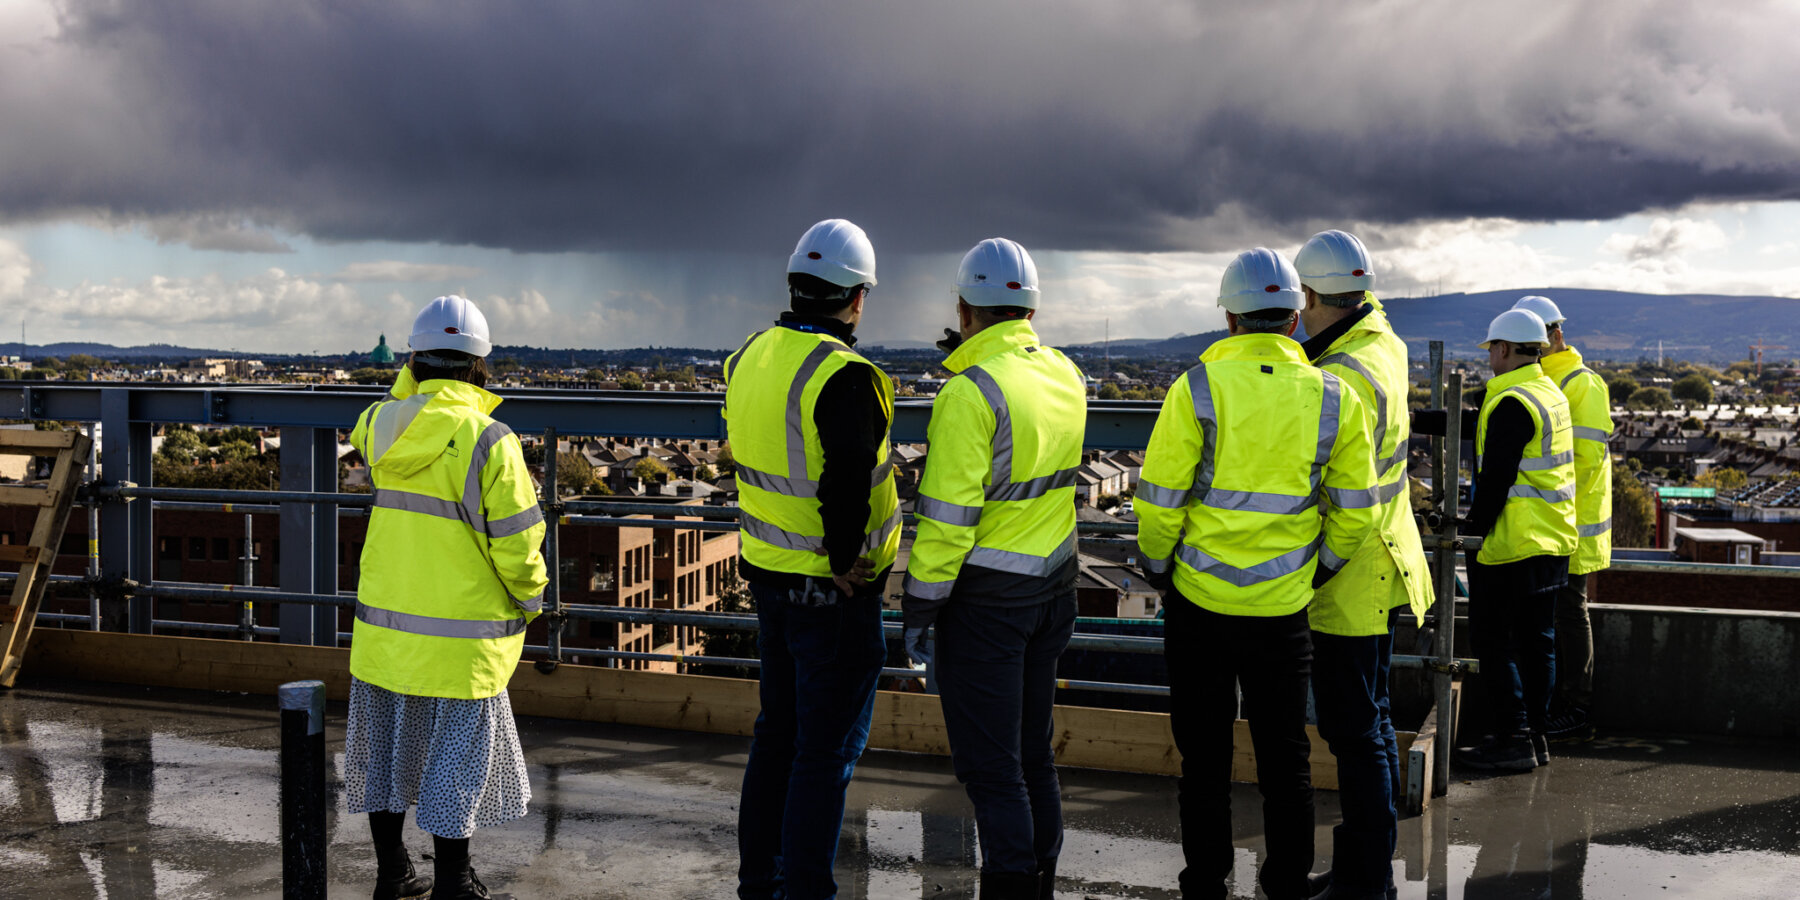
xmin=3 ymin=0 xmax=1798 ymax=255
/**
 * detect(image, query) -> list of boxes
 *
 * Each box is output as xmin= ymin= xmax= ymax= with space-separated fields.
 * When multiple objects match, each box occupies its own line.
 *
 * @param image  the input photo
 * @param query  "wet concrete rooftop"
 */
xmin=2 ymin=678 xmax=1798 ymax=899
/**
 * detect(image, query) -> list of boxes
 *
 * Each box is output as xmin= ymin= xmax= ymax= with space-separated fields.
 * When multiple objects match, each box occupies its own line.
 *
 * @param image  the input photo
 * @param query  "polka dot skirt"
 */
xmin=342 ymin=677 xmax=531 ymax=839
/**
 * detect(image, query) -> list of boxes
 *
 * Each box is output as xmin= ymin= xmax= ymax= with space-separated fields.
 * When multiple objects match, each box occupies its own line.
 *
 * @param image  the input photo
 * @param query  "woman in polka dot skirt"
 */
xmin=344 ymin=296 xmax=551 ymax=900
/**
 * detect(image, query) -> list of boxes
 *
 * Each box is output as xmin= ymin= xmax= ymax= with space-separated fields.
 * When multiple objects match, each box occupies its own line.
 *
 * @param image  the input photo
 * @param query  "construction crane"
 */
xmin=1750 ymin=340 xmax=1789 ymax=377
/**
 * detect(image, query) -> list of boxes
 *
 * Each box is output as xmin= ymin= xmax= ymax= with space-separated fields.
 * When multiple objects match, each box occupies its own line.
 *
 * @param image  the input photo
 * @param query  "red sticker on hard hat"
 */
xmin=1265 ymin=285 xmax=1280 ymax=292
xmin=1352 ymin=269 xmax=1365 ymax=276
xmin=445 ymin=327 xmax=458 ymax=334
xmin=808 ymin=251 xmax=822 ymax=260
xmin=1007 ymin=281 xmax=1021 ymax=290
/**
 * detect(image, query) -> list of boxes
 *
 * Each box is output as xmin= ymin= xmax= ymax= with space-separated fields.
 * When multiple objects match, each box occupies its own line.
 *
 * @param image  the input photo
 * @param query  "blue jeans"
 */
xmin=934 ymin=591 xmax=1077 ymax=875
xmin=1311 ymin=626 xmax=1398 ymax=893
xmin=737 ymin=579 xmax=887 ymax=900
xmin=1467 ymin=581 xmax=1558 ymax=737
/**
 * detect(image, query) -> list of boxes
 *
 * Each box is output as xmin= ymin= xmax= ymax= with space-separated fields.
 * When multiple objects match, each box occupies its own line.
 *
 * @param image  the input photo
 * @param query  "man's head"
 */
xmin=1295 ymin=230 xmax=1374 ymax=335
xmin=787 ymin=219 xmax=877 ymax=328
xmin=954 ymin=238 xmax=1039 ymax=340
xmin=408 ymin=295 xmax=492 ymax=387
xmin=1510 ymin=295 xmax=1567 ymax=354
xmin=1479 ymin=308 xmax=1549 ymax=376
xmin=1219 ymin=248 xmax=1304 ymax=337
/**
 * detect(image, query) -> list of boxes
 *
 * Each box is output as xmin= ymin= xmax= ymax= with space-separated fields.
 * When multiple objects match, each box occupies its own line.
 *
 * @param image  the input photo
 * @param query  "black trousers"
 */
xmin=1165 ymin=596 xmax=1315 ymax=900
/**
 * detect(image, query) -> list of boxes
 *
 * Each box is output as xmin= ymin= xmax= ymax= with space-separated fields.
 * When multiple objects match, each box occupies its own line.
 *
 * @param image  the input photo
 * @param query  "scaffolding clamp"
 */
xmin=79 ymin=481 xmax=136 ymax=505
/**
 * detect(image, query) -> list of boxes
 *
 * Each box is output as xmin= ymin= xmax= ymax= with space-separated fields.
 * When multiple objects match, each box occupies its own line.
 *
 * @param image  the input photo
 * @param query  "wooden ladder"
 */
xmin=0 ymin=428 xmax=93 ymax=688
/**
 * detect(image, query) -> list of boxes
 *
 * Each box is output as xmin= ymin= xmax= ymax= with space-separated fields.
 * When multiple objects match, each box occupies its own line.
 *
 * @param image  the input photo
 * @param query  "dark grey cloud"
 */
xmin=3 ymin=0 xmax=1798 ymax=255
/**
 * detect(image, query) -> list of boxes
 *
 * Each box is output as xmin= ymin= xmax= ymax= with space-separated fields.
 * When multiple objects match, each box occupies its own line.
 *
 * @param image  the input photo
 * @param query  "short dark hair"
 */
xmin=788 ymin=273 xmax=864 ymax=316
xmin=1235 ymin=308 xmax=1298 ymax=334
xmin=962 ymin=301 xmax=1033 ymax=327
xmin=1319 ymin=289 xmax=1365 ymax=308
xmin=410 ymin=351 xmax=489 ymax=387
xmin=1507 ymin=341 xmax=1542 ymax=358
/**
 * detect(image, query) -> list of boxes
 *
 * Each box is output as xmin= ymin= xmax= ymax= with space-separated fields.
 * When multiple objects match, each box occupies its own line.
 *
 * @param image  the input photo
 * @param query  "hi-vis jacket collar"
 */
xmin=944 ymin=319 xmax=1040 ymax=373
xmin=1200 ymin=332 xmax=1309 ymax=366
xmin=372 ymin=367 xmax=505 ymax=478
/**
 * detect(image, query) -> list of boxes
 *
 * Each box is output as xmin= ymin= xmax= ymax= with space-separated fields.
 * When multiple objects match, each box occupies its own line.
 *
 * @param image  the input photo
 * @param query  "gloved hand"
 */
xmin=1143 ymin=566 xmax=1174 ymax=594
xmin=935 ymin=327 xmax=964 ymax=355
xmin=904 ymin=625 xmax=933 ymax=667
xmin=1410 ymin=408 xmax=1448 ymax=437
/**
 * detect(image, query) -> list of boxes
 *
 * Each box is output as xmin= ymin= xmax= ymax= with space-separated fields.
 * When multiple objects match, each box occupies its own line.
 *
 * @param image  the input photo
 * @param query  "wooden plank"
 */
xmin=20 ymin=631 xmax=1419 ymax=786
xmin=0 ymin=545 xmax=43 ymax=564
xmin=0 ymin=430 xmax=80 ymax=453
xmin=0 ymin=485 xmax=57 ymax=508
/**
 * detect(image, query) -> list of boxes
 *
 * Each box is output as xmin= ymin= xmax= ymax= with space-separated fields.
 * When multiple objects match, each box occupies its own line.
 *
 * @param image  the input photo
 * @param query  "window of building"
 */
xmin=190 ymin=537 xmax=207 ymax=560
xmin=213 ymin=537 xmax=230 ymax=561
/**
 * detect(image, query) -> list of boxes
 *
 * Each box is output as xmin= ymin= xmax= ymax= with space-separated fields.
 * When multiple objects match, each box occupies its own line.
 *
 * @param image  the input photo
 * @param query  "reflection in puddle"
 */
xmin=3 ymin=683 xmax=1800 ymax=899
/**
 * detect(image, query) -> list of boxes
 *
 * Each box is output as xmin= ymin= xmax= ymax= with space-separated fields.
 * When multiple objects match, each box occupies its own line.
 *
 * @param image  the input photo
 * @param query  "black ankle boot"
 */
xmin=373 ymin=848 xmax=433 ymax=900
xmin=429 ymin=836 xmax=491 ymax=900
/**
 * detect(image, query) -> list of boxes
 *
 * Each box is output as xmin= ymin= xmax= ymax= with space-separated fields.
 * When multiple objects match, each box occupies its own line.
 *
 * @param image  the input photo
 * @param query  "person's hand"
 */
xmin=935 ymin=327 xmax=964 ymax=354
xmin=1143 ymin=566 xmax=1174 ymax=594
xmin=904 ymin=625 xmax=933 ymax=667
xmin=814 ymin=548 xmax=875 ymax=597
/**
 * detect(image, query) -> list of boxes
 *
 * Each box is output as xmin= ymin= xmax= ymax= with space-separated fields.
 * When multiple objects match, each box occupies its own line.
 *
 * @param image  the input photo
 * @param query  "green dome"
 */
xmin=370 ymin=334 xmax=396 ymax=365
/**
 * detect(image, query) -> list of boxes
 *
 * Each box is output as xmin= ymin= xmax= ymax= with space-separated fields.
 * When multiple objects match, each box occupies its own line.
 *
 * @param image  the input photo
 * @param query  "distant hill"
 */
xmin=1378 ymin=289 xmax=1800 ymax=361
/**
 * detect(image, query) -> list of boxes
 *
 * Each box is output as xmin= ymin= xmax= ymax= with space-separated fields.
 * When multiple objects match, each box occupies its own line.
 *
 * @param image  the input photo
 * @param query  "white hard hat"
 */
xmin=1510 ymin=295 xmax=1565 ymax=327
xmin=409 ymin=295 xmax=492 ymax=358
xmin=787 ymin=218 xmax=877 ymax=288
xmin=1294 ymin=230 xmax=1376 ymax=294
xmin=1218 ymin=248 xmax=1304 ymax=314
xmin=1479 ymin=308 xmax=1549 ymax=349
xmin=955 ymin=238 xmax=1040 ymax=309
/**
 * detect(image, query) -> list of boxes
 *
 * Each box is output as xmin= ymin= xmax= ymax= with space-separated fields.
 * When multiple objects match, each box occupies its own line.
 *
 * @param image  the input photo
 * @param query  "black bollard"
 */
xmin=279 ymin=679 xmax=327 ymax=899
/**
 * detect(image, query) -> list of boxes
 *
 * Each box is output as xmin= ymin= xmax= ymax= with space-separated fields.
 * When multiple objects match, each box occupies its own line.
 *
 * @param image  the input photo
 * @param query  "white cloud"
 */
xmin=143 ymin=215 xmax=293 ymax=254
xmin=0 ymin=238 xmax=32 ymax=299
xmin=1360 ymin=219 xmax=1562 ymax=297
xmin=332 ymin=261 xmax=485 ymax=283
xmin=1599 ymin=217 xmax=1729 ymax=262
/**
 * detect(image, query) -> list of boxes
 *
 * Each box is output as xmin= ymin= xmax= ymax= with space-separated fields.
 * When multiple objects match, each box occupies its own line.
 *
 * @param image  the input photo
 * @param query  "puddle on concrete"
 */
xmin=3 ymin=680 xmax=1798 ymax=899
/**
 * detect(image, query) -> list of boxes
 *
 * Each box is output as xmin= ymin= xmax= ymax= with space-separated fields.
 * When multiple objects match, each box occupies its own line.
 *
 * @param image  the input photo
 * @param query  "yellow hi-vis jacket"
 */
xmin=1308 ymin=296 xmax=1435 ymax=634
xmin=1475 ymin=364 xmax=1579 ymax=566
xmin=722 ymin=325 xmax=901 ymax=578
xmin=902 ymin=320 xmax=1087 ymax=608
xmin=349 ymin=367 xmax=548 ymax=700
xmin=1137 ymin=333 xmax=1380 ymax=617
xmin=1539 ymin=346 xmax=1614 ymax=575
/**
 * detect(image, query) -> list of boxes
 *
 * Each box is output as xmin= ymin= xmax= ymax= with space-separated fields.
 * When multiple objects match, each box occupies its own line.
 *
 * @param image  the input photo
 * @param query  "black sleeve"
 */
xmin=814 ymin=362 xmax=889 ymax=576
xmin=1468 ymin=397 xmax=1533 ymax=537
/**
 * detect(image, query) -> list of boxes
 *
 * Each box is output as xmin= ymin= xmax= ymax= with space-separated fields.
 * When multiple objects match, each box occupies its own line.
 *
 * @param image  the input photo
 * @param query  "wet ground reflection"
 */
xmin=2 ymin=680 xmax=1797 ymax=899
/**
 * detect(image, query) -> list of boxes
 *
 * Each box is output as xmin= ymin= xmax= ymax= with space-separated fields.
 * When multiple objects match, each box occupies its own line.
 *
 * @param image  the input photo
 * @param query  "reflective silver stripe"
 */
xmin=462 ymin=420 xmax=517 ymax=523
xmin=1381 ymin=440 xmax=1410 ymax=476
xmin=917 ymin=495 xmax=982 ymax=527
xmin=785 ymin=342 xmax=840 ymax=486
xmin=375 ymin=488 xmax=471 ymax=524
xmin=1314 ymin=372 xmax=1343 ymax=486
xmin=966 ymin=532 xmax=1077 ymax=577
xmin=1508 ymin=484 xmax=1576 ymax=503
xmin=356 ymin=602 xmax=527 ymax=640
xmin=1135 ymin=478 xmax=1192 ymax=509
xmin=736 ymin=460 xmax=892 ymax=498
xmin=735 ymin=462 xmax=816 ymax=496
xmin=1559 ymin=366 xmax=1595 ymax=390
xmin=986 ymin=466 xmax=1077 ymax=502
xmin=1175 ymin=538 xmax=1320 ymax=588
xmin=1208 ymin=488 xmax=1318 ymax=515
xmin=725 ymin=329 xmax=768 ymax=385
xmin=1517 ymin=450 xmax=1575 ymax=471
xmin=511 ymin=591 xmax=544 ymax=614
xmin=1186 ymin=364 xmax=1218 ymax=501
xmin=1578 ymin=518 xmax=1612 ymax=537
xmin=738 ymin=509 xmax=820 ymax=552
xmin=1143 ymin=554 xmax=1174 ymax=575
xmin=863 ymin=508 xmax=903 ymax=553
xmin=1572 ymin=425 xmax=1610 ymax=442
xmin=1325 ymin=486 xmax=1382 ymax=509
xmin=903 ymin=573 xmax=955 ymax=600
xmin=961 ymin=366 xmax=1014 ymax=485
xmin=487 ymin=505 xmax=544 ymax=538
xmin=1318 ymin=352 xmax=1390 ymax=474
xmin=1319 ymin=542 xmax=1350 ymax=574
xmin=1499 ymin=387 xmax=1557 ymax=459
xmin=1374 ymin=478 xmax=1408 ymax=505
